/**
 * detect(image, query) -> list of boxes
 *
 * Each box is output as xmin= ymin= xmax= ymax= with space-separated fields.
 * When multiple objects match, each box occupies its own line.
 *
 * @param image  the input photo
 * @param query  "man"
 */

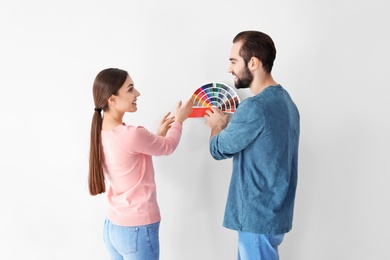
xmin=204 ymin=30 xmax=300 ymax=260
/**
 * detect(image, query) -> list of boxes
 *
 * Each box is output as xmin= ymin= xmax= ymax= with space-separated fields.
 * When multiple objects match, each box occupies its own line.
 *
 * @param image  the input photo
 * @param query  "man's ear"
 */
xmin=249 ymin=56 xmax=261 ymax=71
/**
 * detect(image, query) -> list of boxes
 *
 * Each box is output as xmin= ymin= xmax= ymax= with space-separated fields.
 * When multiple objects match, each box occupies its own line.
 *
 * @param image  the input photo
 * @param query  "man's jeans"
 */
xmin=238 ymin=231 xmax=285 ymax=260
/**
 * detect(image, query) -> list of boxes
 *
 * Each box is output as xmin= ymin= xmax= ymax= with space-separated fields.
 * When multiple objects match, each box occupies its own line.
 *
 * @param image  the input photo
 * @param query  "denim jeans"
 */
xmin=103 ymin=218 xmax=160 ymax=260
xmin=237 ymin=231 xmax=285 ymax=260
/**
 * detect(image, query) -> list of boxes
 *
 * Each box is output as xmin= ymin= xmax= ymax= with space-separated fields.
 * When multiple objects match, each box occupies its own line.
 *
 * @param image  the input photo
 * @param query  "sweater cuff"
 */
xmin=171 ymin=121 xmax=183 ymax=130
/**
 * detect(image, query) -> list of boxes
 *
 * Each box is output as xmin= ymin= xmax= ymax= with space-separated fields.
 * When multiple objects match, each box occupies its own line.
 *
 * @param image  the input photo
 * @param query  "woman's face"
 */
xmin=112 ymin=75 xmax=141 ymax=113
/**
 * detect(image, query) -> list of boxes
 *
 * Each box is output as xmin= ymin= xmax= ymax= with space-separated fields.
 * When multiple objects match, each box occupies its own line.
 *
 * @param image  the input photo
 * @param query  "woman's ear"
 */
xmin=108 ymin=95 xmax=116 ymax=105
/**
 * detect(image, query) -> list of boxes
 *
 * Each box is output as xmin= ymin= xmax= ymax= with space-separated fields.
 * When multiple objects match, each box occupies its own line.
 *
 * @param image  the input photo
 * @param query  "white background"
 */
xmin=1 ymin=0 xmax=389 ymax=259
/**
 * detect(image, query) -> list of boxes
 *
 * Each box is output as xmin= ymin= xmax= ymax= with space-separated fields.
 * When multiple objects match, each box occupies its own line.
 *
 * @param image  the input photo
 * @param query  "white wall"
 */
xmin=1 ymin=0 xmax=389 ymax=259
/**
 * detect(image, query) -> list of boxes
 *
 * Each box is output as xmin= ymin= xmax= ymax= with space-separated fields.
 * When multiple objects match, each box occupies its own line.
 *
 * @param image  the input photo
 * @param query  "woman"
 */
xmin=89 ymin=68 xmax=192 ymax=260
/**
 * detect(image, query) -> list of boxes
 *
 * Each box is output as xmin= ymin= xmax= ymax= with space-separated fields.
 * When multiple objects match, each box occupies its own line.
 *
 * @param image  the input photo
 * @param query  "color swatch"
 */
xmin=189 ymin=83 xmax=240 ymax=117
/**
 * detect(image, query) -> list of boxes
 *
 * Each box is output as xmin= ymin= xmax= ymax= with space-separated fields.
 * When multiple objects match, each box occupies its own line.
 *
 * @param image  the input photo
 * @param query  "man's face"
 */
xmin=228 ymin=41 xmax=254 ymax=89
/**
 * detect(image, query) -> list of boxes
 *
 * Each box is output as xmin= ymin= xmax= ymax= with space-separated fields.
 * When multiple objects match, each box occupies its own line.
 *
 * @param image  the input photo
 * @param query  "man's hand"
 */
xmin=204 ymin=107 xmax=229 ymax=138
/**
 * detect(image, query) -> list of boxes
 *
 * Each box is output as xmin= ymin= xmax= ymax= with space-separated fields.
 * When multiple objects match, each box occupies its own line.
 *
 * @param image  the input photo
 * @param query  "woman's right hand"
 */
xmin=174 ymin=98 xmax=193 ymax=124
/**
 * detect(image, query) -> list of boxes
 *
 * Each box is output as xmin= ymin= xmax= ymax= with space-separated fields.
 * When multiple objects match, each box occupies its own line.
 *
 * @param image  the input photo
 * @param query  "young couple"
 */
xmin=89 ymin=30 xmax=300 ymax=260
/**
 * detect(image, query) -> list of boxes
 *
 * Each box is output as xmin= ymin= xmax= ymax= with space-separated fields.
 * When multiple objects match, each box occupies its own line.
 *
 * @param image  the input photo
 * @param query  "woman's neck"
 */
xmin=102 ymin=112 xmax=124 ymax=131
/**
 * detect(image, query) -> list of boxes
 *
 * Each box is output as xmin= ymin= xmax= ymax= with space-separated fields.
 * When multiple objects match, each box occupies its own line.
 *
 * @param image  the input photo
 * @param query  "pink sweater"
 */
xmin=101 ymin=122 xmax=182 ymax=226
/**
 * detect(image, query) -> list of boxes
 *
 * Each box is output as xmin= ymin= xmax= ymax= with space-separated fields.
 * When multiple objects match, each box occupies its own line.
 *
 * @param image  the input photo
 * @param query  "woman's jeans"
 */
xmin=103 ymin=218 xmax=160 ymax=260
xmin=237 ymin=231 xmax=285 ymax=260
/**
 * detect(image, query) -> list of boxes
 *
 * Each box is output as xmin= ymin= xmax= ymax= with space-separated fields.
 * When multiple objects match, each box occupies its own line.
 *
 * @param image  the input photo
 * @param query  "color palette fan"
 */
xmin=189 ymin=82 xmax=240 ymax=117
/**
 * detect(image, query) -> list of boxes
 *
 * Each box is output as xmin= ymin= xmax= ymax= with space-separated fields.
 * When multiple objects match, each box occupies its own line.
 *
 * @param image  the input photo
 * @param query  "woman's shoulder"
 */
xmin=119 ymin=124 xmax=154 ymax=139
xmin=102 ymin=123 xmax=142 ymax=137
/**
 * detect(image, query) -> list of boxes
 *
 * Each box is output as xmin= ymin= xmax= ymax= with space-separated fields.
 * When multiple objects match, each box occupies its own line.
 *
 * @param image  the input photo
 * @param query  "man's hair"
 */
xmin=233 ymin=31 xmax=276 ymax=73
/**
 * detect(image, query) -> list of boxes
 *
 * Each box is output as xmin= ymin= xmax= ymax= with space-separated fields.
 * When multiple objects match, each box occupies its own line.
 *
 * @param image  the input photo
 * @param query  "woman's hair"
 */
xmin=233 ymin=30 xmax=276 ymax=73
xmin=89 ymin=68 xmax=128 ymax=195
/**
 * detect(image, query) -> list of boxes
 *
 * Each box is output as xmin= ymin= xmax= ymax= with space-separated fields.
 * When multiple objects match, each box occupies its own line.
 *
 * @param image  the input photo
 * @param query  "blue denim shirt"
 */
xmin=210 ymin=85 xmax=300 ymax=234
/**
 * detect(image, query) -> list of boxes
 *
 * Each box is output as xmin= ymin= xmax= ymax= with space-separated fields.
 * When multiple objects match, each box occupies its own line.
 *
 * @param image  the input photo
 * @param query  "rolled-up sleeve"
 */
xmin=209 ymin=99 xmax=265 ymax=160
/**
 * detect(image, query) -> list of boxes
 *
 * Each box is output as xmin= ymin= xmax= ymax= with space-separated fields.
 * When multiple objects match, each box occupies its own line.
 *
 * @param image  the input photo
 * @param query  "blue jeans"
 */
xmin=237 ymin=231 xmax=285 ymax=260
xmin=103 ymin=218 xmax=160 ymax=260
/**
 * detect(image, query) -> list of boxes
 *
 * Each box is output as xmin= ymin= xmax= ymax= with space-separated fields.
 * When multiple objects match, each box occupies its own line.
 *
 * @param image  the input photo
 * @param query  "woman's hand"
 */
xmin=174 ymin=98 xmax=193 ymax=124
xmin=156 ymin=98 xmax=192 ymax=136
xmin=156 ymin=112 xmax=175 ymax=137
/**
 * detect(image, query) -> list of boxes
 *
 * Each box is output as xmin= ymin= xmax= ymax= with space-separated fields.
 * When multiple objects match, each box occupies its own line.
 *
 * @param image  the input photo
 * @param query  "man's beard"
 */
xmin=234 ymin=65 xmax=253 ymax=89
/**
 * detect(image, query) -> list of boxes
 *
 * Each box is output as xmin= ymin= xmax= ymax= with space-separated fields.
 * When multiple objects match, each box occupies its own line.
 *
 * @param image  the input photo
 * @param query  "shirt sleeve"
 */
xmin=129 ymin=122 xmax=183 ymax=156
xmin=209 ymin=98 xmax=265 ymax=160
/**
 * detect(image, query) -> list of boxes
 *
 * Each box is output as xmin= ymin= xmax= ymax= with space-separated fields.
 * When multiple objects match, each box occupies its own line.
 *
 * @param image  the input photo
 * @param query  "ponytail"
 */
xmin=88 ymin=109 xmax=105 ymax=195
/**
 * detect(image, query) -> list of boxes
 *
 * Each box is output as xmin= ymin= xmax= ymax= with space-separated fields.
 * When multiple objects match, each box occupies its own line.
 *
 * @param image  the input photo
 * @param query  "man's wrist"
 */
xmin=210 ymin=125 xmax=223 ymax=139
